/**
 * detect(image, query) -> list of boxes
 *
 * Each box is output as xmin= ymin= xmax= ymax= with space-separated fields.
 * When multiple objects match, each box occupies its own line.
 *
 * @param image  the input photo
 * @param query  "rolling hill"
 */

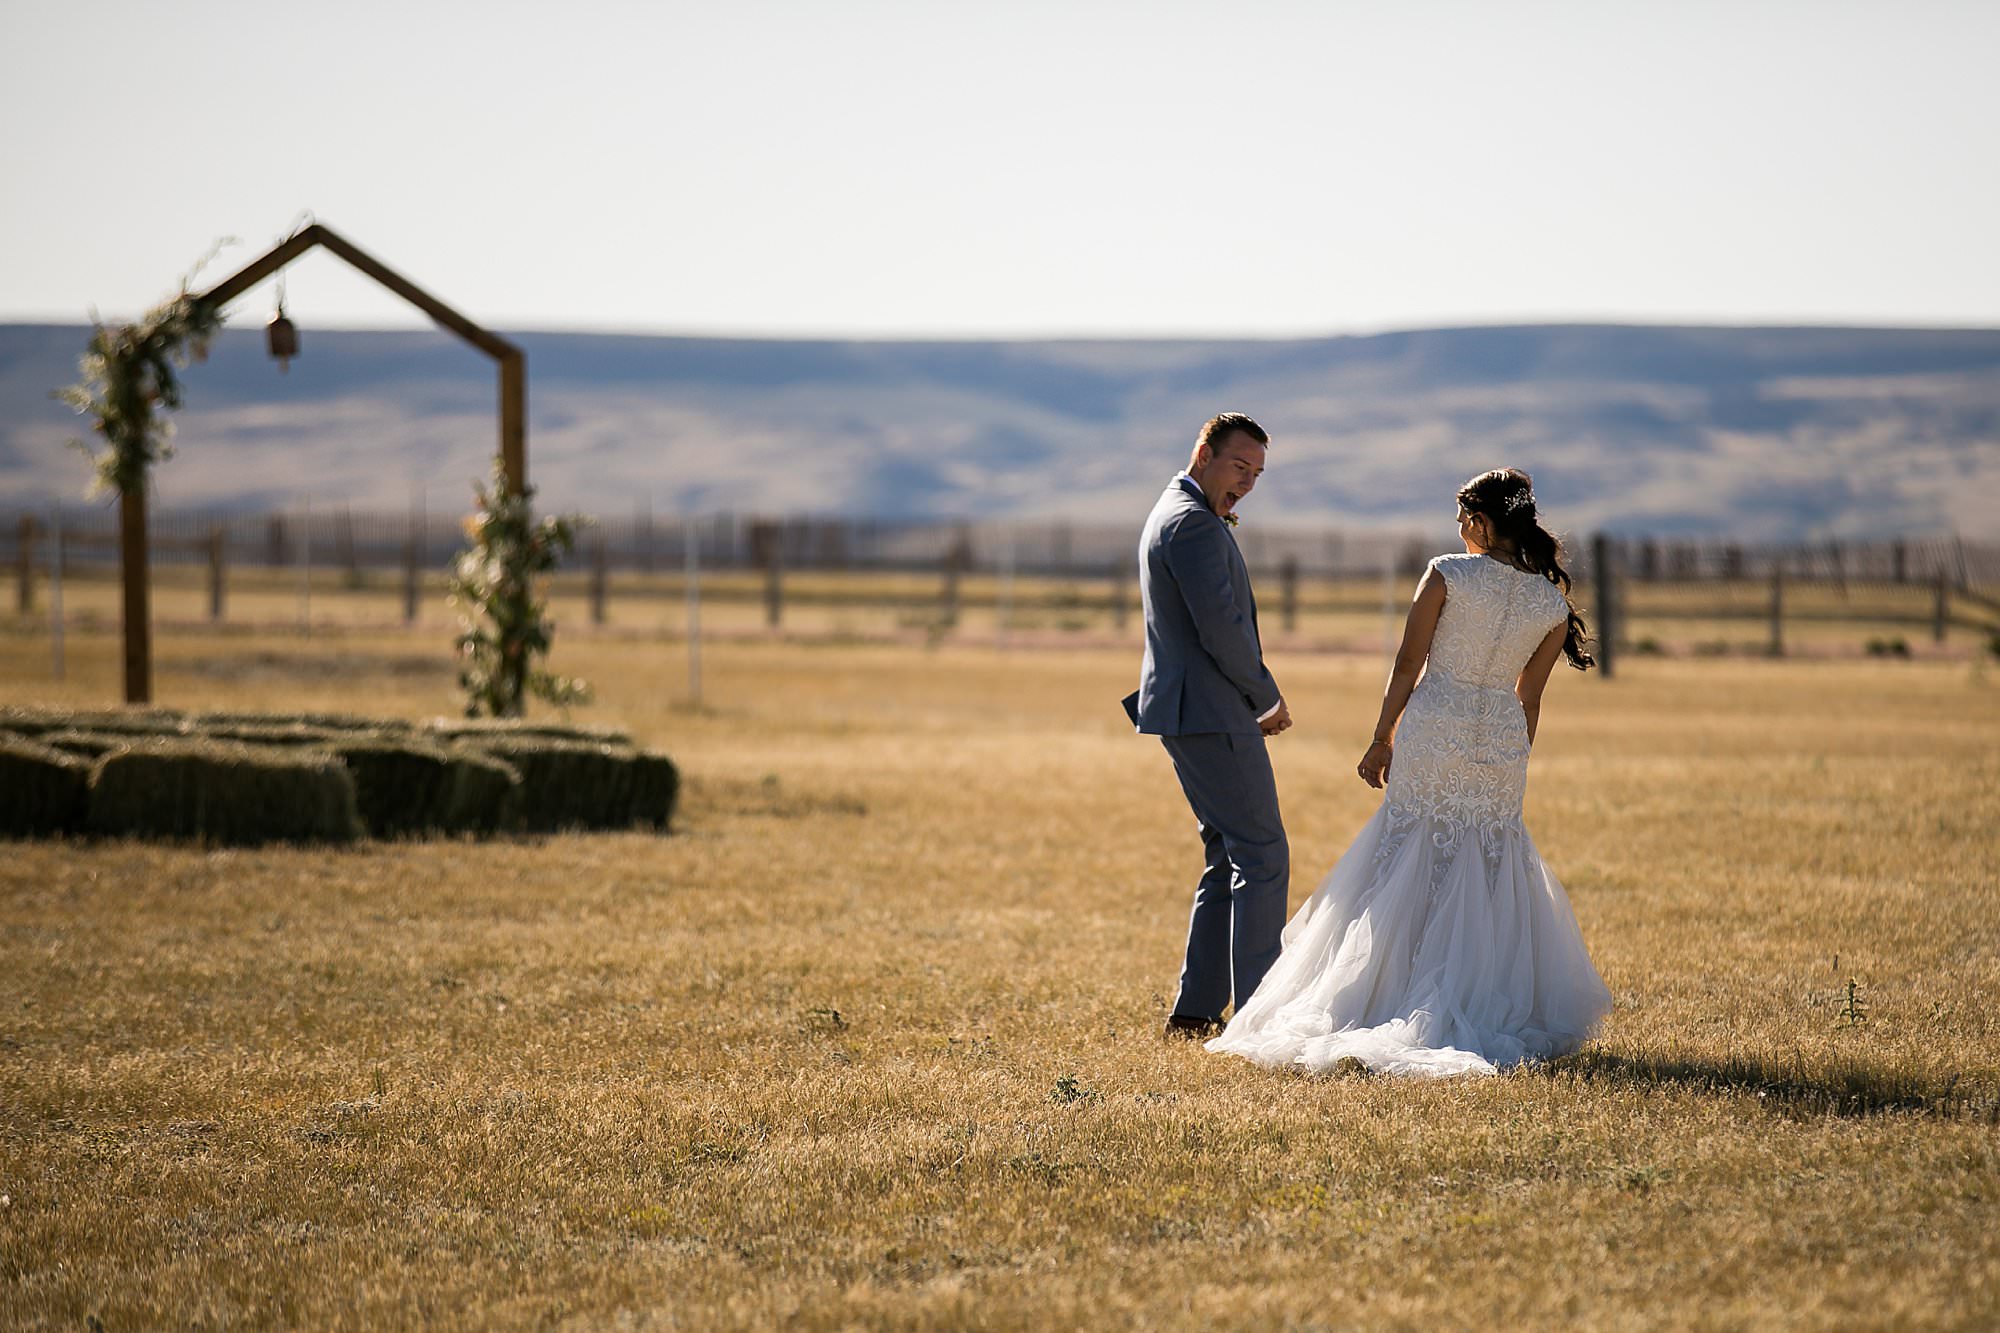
xmin=4 ymin=322 xmax=1996 ymax=539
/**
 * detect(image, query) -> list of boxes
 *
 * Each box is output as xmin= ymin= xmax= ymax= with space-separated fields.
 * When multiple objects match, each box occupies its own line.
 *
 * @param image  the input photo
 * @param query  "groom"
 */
xmin=1123 ymin=412 xmax=1293 ymax=1041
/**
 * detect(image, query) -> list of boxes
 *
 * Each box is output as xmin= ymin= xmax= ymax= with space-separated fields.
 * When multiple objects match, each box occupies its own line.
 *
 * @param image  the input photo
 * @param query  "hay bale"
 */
xmin=198 ymin=722 xmax=349 ymax=748
xmin=325 ymin=735 xmax=458 ymax=837
xmin=629 ymin=751 xmax=680 ymax=831
xmin=88 ymin=738 xmax=362 ymax=845
xmin=424 ymin=717 xmax=633 ymax=747
xmin=36 ymin=730 xmax=137 ymax=760
xmin=455 ymin=735 xmax=638 ymax=832
xmin=440 ymin=749 xmax=524 ymax=835
xmin=0 ymin=706 xmax=188 ymax=739
xmin=0 ymin=732 xmax=91 ymax=836
xmin=194 ymin=710 xmax=410 ymax=735
xmin=325 ymin=736 xmax=518 ymax=837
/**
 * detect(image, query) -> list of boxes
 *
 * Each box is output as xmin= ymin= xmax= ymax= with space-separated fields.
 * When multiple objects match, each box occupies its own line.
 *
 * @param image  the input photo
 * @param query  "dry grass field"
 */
xmin=3 ymin=617 xmax=1999 ymax=1329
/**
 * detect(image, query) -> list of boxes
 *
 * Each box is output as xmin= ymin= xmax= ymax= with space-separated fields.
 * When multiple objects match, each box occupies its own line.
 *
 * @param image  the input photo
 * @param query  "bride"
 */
xmin=1207 ymin=468 xmax=1613 ymax=1078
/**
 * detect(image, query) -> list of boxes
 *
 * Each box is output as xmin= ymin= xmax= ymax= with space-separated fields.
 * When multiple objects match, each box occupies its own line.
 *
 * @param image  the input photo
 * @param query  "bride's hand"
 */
xmin=1356 ymin=740 xmax=1392 ymax=788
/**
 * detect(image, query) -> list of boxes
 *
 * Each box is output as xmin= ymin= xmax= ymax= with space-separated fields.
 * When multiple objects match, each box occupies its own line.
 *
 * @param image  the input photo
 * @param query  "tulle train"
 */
xmin=1206 ymin=803 xmax=1612 ymax=1079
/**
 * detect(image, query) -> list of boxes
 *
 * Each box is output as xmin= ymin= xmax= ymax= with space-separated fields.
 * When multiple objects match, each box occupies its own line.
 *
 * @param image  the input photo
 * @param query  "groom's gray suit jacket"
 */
xmin=1123 ymin=475 xmax=1282 ymax=735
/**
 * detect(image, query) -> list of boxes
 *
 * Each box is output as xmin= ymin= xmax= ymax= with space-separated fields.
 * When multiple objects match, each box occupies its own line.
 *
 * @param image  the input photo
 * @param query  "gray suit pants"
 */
xmin=1159 ymin=731 xmax=1290 ymax=1019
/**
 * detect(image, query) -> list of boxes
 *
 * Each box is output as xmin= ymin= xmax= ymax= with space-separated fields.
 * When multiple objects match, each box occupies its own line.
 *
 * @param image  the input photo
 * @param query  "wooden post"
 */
xmin=1768 ymin=563 xmax=1785 ymax=657
xmin=941 ymin=541 xmax=964 ymax=628
xmin=336 ymin=505 xmax=357 ymax=582
xmin=297 ymin=500 xmax=312 ymax=638
xmin=120 ymin=487 xmax=150 ymax=703
xmin=207 ymin=525 xmax=226 ymax=622
xmin=499 ymin=351 xmax=527 ymax=498
xmin=997 ymin=529 xmax=1014 ymax=649
xmin=1280 ymin=554 xmax=1299 ymax=633
xmin=405 ymin=491 xmax=424 ymax=625
xmin=685 ymin=515 xmax=702 ymax=708
xmin=1891 ymin=539 xmax=1907 ymax=585
xmin=49 ymin=503 xmax=64 ymax=681
xmin=401 ymin=533 xmax=420 ymax=625
xmin=1591 ymin=532 xmax=1615 ymax=680
xmin=766 ymin=532 xmax=783 ymax=630
xmin=751 ymin=521 xmax=783 ymax=629
xmin=1380 ymin=556 xmax=1397 ymax=676
xmin=15 ymin=514 xmax=35 ymax=614
xmin=1110 ymin=560 xmax=1128 ymax=632
xmin=590 ymin=533 xmax=609 ymax=626
xmin=1934 ymin=574 xmax=1949 ymax=644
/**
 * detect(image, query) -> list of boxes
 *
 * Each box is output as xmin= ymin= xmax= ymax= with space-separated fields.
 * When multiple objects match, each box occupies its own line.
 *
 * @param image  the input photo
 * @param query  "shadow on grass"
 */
xmin=1543 ymin=1048 xmax=2000 ymax=1123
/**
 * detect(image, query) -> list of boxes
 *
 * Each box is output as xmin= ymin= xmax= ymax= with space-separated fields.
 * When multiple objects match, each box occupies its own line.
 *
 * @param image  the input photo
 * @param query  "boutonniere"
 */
xmin=1221 ymin=512 xmax=1240 ymax=529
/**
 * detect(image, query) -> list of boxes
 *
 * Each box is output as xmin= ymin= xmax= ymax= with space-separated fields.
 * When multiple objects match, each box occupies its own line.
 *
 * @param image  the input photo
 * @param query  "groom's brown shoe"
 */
xmin=1162 ymin=1014 xmax=1224 ymax=1040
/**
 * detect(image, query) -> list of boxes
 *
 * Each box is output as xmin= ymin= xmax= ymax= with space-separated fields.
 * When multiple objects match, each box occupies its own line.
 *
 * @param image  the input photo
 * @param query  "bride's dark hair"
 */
xmin=1457 ymin=468 xmax=1595 ymax=671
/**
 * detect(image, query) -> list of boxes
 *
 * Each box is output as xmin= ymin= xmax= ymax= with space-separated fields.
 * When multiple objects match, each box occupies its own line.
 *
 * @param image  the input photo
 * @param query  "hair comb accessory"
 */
xmin=1505 ymin=489 xmax=1535 ymax=513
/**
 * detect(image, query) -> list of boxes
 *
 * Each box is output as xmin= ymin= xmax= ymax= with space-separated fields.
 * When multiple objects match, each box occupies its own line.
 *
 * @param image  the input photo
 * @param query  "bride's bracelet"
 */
xmin=1368 ymin=737 xmax=1394 ymax=749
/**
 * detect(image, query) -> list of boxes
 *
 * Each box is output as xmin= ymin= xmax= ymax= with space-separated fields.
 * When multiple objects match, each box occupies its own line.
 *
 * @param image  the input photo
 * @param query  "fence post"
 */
xmin=1934 ymin=575 xmax=1949 ymax=644
xmin=49 ymin=504 xmax=63 ymax=681
xmin=685 ymin=516 xmax=702 ymax=707
xmin=590 ymin=532 xmax=609 ymax=626
xmin=941 ymin=538 xmax=965 ymax=628
xmin=402 ymin=533 xmax=420 ymax=625
xmin=207 ymin=525 xmax=227 ymax=622
xmin=404 ymin=498 xmax=423 ymax=625
xmin=1891 ymin=540 xmax=1907 ymax=585
xmin=997 ymin=529 xmax=1015 ymax=649
xmin=296 ymin=500 xmax=313 ymax=638
xmin=1280 ymin=555 xmax=1299 ymax=633
xmin=1591 ymin=532 xmax=1616 ymax=679
xmin=1380 ymin=555 xmax=1397 ymax=676
xmin=1110 ymin=560 xmax=1128 ymax=632
xmin=15 ymin=514 xmax=36 ymax=613
xmin=336 ymin=505 xmax=358 ymax=582
xmin=1768 ymin=563 xmax=1784 ymax=657
xmin=751 ymin=521 xmax=783 ymax=629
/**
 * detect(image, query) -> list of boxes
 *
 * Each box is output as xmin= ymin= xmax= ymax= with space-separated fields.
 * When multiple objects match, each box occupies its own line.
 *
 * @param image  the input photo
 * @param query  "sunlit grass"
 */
xmin=2 ymin=623 xmax=1998 ymax=1328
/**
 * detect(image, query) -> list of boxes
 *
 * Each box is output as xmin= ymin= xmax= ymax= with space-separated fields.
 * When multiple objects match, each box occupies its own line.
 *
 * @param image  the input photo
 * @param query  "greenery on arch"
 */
xmin=56 ymin=287 xmax=225 ymax=498
xmin=449 ymin=457 xmax=593 ymax=718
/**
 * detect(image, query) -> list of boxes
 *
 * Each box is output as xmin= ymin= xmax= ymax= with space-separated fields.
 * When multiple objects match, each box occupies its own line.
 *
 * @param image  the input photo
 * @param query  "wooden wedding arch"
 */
xmin=116 ymin=223 xmax=526 ymax=702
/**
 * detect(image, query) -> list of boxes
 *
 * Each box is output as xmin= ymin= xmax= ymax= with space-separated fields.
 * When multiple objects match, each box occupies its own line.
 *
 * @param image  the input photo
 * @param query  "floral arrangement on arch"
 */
xmin=57 ymin=287 xmax=225 ymax=498
xmin=447 ymin=458 xmax=592 ymax=717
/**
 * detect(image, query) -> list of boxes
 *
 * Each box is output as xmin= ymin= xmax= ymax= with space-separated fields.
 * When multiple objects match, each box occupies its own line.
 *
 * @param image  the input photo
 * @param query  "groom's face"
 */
xmin=1192 ymin=433 xmax=1267 ymax=519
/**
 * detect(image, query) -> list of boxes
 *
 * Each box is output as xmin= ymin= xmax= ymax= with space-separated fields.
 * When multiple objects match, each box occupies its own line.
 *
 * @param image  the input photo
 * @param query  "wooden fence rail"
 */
xmin=5 ymin=508 xmax=1997 ymax=649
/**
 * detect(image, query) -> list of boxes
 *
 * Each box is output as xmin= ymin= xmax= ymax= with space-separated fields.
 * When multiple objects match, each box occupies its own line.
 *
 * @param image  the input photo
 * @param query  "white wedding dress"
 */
xmin=1208 ymin=552 xmax=1613 ymax=1078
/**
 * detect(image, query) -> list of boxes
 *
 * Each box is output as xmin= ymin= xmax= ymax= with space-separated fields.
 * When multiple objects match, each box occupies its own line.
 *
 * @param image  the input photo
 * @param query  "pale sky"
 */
xmin=3 ymin=0 xmax=1996 ymax=337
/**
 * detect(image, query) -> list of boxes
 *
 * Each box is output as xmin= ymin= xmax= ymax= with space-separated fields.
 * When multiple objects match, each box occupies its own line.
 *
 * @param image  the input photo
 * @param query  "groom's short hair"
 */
xmin=1197 ymin=412 xmax=1268 ymax=456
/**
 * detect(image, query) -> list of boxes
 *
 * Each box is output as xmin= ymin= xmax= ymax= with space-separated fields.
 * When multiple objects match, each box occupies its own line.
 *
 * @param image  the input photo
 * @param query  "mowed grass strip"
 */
xmin=2 ymin=628 xmax=1998 ymax=1329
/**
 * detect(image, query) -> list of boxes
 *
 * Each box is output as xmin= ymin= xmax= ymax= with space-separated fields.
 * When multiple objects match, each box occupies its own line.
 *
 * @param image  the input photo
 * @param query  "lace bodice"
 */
xmin=1421 ymin=553 xmax=1572 ymax=690
xmin=1378 ymin=553 xmax=1572 ymax=867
